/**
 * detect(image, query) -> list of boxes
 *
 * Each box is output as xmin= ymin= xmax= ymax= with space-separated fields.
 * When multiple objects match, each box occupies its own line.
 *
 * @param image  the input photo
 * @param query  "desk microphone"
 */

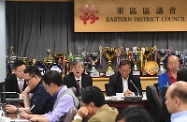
xmin=130 ymin=80 xmax=140 ymax=96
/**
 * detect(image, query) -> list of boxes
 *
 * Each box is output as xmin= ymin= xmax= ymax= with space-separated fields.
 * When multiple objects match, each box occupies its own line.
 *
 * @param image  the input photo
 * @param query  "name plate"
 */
xmin=133 ymin=71 xmax=140 ymax=76
xmin=90 ymin=72 xmax=100 ymax=77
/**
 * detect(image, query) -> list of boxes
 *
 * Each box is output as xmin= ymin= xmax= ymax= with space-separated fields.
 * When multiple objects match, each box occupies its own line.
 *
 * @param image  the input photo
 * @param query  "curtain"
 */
xmin=6 ymin=2 xmax=187 ymax=72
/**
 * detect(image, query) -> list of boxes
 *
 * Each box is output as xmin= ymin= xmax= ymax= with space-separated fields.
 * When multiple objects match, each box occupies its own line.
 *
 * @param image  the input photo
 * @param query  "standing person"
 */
xmin=5 ymin=66 xmax=55 ymax=114
xmin=21 ymin=70 xmax=79 ymax=122
xmin=158 ymin=55 xmax=180 ymax=94
xmin=5 ymin=60 xmax=27 ymax=98
xmin=64 ymin=60 xmax=92 ymax=96
xmin=106 ymin=60 xmax=142 ymax=96
xmin=165 ymin=81 xmax=187 ymax=122
xmin=72 ymin=86 xmax=118 ymax=122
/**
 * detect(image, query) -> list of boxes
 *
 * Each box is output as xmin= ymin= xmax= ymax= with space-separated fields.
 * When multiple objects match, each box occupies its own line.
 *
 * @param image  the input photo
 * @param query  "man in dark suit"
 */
xmin=5 ymin=60 xmax=27 ymax=98
xmin=106 ymin=60 xmax=142 ymax=96
xmin=64 ymin=60 xmax=92 ymax=96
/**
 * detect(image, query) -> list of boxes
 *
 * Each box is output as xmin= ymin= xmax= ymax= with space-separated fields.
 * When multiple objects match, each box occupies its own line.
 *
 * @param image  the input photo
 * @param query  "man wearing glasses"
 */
xmin=5 ymin=66 xmax=55 ymax=115
xmin=64 ymin=60 xmax=92 ymax=96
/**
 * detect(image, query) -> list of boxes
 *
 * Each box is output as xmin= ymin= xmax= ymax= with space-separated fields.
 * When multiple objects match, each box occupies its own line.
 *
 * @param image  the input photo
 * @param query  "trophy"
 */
xmin=144 ymin=46 xmax=157 ymax=63
xmin=102 ymin=47 xmax=116 ymax=76
xmin=75 ymin=46 xmax=84 ymax=61
xmin=19 ymin=57 xmax=29 ymax=66
xmin=131 ymin=47 xmax=141 ymax=75
xmin=115 ymin=47 xmax=124 ymax=65
xmin=157 ymin=49 xmax=168 ymax=75
xmin=7 ymin=46 xmax=18 ymax=74
xmin=89 ymin=52 xmax=100 ymax=77
xmin=44 ymin=49 xmax=54 ymax=67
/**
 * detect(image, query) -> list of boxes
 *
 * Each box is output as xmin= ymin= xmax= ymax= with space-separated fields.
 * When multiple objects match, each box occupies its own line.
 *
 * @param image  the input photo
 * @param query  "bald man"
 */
xmin=165 ymin=81 xmax=187 ymax=122
xmin=158 ymin=55 xmax=180 ymax=94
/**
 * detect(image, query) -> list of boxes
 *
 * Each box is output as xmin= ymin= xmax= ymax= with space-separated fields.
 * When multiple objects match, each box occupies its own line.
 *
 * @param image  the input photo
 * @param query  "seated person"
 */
xmin=5 ymin=60 xmax=27 ymax=98
xmin=72 ymin=86 xmax=118 ymax=122
xmin=177 ymin=67 xmax=187 ymax=82
xmin=165 ymin=81 xmax=187 ymax=122
xmin=5 ymin=66 xmax=55 ymax=114
xmin=158 ymin=55 xmax=180 ymax=94
xmin=21 ymin=71 xmax=79 ymax=122
xmin=64 ymin=60 xmax=92 ymax=96
xmin=116 ymin=105 xmax=153 ymax=122
xmin=106 ymin=60 xmax=142 ymax=96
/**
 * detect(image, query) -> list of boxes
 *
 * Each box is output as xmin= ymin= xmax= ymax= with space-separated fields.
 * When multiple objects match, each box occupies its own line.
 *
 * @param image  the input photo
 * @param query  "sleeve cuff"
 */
xmin=73 ymin=115 xmax=83 ymax=121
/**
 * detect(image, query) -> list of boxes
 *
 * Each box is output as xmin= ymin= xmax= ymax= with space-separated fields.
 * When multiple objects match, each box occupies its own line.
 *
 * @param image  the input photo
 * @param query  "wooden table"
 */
xmin=106 ymin=99 xmax=149 ymax=111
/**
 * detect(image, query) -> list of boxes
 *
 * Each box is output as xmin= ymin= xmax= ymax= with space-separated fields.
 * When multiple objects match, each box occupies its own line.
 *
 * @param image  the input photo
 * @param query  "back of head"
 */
xmin=42 ymin=70 xmax=64 ymax=86
xmin=170 ymin=81 xmax=187 ymax=103
xmin=116 ymin=105 xmax=153 ymax=122
xmin=14 ymin=60 xmax=26 ymax=69
xmin=177 ymin=67 xmax=187 ymax=82
xmin=81 ymin=86 xmax=105 ymax=107
xmin=24 ymin=66 xmax=41 ymax=78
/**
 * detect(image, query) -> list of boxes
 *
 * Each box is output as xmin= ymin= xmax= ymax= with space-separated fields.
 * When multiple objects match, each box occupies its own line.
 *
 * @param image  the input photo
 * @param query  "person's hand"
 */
xmin=77 ymin=107 xmax=89 ymax=118
xmin=20 ymin=111 xmax=30 ymax=119
xmin=23 ymin=86 xmax=31 ymax=93
xmin=124 ymin=89 xmax=133 ymax=96
xmin=5 ymin=104 xmax=17 ymax=113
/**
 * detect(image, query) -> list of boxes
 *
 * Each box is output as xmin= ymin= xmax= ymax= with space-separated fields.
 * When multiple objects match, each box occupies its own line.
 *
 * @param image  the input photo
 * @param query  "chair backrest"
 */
xmin=153 ymin=83 xmax=160 ymax=96
xmin=161 ymin=85 xmax=171 ymax=122
xmin=105 ymin=83 xmax=110 ymax=96
xmin=146 ymin=85 xmax=164 ymax=122
xmin=64 ymin=107 xmax=78 ymax=122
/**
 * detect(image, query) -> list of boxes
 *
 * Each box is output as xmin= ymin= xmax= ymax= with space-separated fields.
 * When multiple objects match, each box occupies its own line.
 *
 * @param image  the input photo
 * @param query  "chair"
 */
xmin=64 ymin=107 xmax=78 ymax=122
xmin=153 ymin=83 xmax=160 ymax=96
xmin=105 ymin=83 xmax=110 ymax=96
xmin=146 ymin=85 xmax=164 ymax=122
xmin=161 ymin=85 xmax=171 ymax=122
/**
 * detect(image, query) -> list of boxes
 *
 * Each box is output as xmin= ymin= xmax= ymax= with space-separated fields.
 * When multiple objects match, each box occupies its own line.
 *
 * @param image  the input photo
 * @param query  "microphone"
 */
xmin=130 ymin=80 xmax=140 ymax=96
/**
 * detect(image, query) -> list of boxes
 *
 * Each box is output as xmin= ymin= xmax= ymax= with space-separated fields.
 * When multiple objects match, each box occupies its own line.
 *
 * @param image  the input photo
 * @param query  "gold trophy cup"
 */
xmin=102 ymin=47 xmax=116 ymax=76
xmin=44 ymin=49 xmax=54 ymax=67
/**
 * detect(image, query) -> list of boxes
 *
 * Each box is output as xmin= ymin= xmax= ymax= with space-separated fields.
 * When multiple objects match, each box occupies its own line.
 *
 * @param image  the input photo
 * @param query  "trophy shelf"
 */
xmin=92 ymin=77 xmax=158 ymax=92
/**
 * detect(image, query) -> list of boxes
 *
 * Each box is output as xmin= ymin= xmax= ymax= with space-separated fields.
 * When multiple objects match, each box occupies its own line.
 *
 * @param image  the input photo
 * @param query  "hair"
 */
xmin=170 ymin=82 xmax=187 ymax=103
xmin=116 ymin=105 xmax=153 ymax=122
xmin=177 ymin=67 xmax=187 ymax=82
xmin=24 ymin=66 xmax=41 ymax=78
xmin=42 ymin=70 xmax=64 ymax=86
xmin=118 ymin=60 xmax=131 ymax=68
xmin=14 ymin=60 xmax=26 ymax=69
xmin=81 ymin=86 xmax=105 ymax=107
xmin=71 ymin=60 xmax=84 ymax=68
xmin=163 ymin=55 xmax=180 ymax=71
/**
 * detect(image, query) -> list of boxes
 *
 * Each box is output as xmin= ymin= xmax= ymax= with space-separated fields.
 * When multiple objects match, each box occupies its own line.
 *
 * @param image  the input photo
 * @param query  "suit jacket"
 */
xmin=64 ymin=72 xmax=93 ymax=91
xmin=106 ymin=72 xmax=142 ymax=96
xmin=72 ymin=104 xmax=118 ymax=122
xmin=5 ymin=73 xmax=27 ymax=98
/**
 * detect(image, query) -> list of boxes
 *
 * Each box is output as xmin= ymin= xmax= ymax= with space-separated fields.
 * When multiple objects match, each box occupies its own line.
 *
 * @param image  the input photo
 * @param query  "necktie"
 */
xmin=77 ymin=80 xmax=80 ymax=95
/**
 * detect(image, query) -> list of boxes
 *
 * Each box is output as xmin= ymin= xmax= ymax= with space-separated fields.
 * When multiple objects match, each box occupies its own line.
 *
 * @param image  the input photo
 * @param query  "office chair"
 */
xmin=105 ymin=83 xmax=110 ymax=96
xmin=64 ymin=107 xmax=78 ymax=122
xmin=161 ymin=85 xmax=171 ymax=122
xmin=146 ymin=85 xmax=164 ymax=122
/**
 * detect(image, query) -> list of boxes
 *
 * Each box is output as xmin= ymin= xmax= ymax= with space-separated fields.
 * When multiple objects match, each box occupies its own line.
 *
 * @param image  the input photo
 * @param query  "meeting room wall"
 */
xmin=5 ymin=2 xmax=187 ymax=73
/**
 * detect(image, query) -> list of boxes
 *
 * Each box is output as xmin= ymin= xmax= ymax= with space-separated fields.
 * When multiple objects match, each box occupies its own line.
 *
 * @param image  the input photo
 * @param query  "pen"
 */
xmin=30 ymin=105 xmax=35 ymax=111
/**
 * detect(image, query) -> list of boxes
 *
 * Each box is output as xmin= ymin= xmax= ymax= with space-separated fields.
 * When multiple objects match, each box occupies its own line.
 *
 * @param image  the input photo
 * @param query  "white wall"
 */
xmin=0 ymin=0 xmax=6 ymax=83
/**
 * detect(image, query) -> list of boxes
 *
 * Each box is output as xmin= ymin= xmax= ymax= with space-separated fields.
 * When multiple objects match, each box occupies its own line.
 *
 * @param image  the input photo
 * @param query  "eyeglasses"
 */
xmin=25 ymin=76 xmax=34 ymax=82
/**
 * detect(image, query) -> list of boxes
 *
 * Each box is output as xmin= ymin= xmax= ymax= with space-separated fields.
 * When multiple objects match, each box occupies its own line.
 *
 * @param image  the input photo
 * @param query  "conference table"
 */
xmin=105 ymin=98 xmax=149 ymax=112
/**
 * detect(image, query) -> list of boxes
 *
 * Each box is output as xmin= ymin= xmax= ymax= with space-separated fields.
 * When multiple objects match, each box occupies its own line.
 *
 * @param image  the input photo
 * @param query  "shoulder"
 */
xmin=64 ymin=72 xmax=74 ymax=79
xmin=82 ymin=73 xmax=92 ymax=79
xmin=159 ymin=72 xmax=168 ymax=79
xmin=129 ymin=74 xmax=140 ymax=80
xmin=5 ymin=74 xmax=16 ymax=81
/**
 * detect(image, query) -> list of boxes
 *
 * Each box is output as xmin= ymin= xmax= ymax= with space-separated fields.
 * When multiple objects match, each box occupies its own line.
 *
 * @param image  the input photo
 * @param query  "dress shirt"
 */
xmin=75 ymin=77 xmax=82 ymax=89
xmin=171 ymin=111 xmax=187 ymax=122
xmin=17 ymin=78 xmax=24 ymax=93
xmin=44 ymin=85 xmax=74 ymax=122
xmin=122 ymin=76 xmax=128 ymax=93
